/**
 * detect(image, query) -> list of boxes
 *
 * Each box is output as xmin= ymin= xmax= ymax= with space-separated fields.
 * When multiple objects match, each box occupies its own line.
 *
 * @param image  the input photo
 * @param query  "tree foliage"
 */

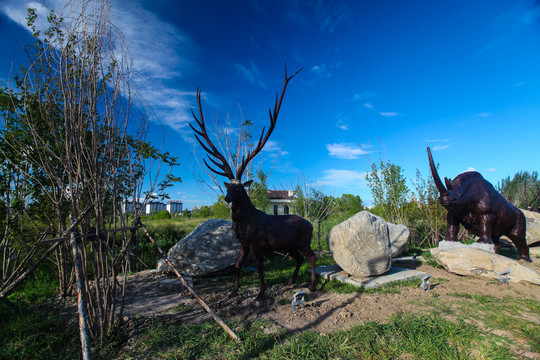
xmin=0 ymin=0 xmax=179 ymax=345
xmin=498 ymin=171 xmax=540 ymax=211
xmin=365 ymin=159 xmax=410 ymax=224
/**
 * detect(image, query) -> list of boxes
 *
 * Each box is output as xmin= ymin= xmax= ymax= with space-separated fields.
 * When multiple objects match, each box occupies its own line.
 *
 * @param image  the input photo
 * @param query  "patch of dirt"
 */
xmin=117 ymin=257 xmax=540 ymax=336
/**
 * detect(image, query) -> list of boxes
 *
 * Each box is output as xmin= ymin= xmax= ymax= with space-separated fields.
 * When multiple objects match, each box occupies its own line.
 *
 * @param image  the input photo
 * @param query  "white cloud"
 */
xmin=476 ymin=112 xmax=491 ymax=118
xmin=513 ymin=81 xmax=525 ymax=87
xmin=426 ymin=138 xmax=451 ymax=143
xmin=327 ymin=142 xmax=368 ymax=160
xmin=1 ymin=0 xmax=197 ymax=134
xmin=485 ymin=168 xmax=497 ymax=173
xmin=234 ymin=62 xmax=267 ymax=89
xmin=465 ymin=167 xmax=476 ymax=172
xmin=432 ymin=144 xmax=451 ymax=151
xmin=319 ymin=169 xmax=367 ymax=187
xmin=379 ymin=111 xmax=401 ymax=117
xmin=336 ymin=121 xmax=348 ymax=130
xmin=364 ymin=102 xmax=373 ymax=109
xmin=262 ymin=140 xmax=288 ymax=156
xmin=311 ymin=63 xmax=330 ymax=78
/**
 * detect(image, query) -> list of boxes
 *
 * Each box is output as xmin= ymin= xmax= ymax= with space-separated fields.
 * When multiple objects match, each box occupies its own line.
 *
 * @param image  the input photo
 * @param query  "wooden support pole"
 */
xmin=137 ymin=219 xmax=240 ymax=342
xmin=70 ymin=215 xmax=92 ymax=360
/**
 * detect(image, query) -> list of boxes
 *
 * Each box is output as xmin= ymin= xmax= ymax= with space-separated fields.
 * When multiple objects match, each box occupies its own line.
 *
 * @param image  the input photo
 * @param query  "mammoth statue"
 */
xmin=427 ymin=147 xmax=531 ymax=262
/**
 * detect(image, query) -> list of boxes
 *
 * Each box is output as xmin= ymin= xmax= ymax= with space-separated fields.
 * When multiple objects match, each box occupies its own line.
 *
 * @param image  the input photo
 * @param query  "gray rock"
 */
xmin=156 ymin=219 xmax=239 ymax=276
xmin=522 ymin=209 xmax=540 ymax=246
xmin=326 ymin=211 xmax=392 ymax=277
xmin=430 ymin=247 xmax=540 ymax=285
xmin=388 ymin=223 xmax=410 ymax=257
xmin=438 ymin=240 xmax=495 ymax=253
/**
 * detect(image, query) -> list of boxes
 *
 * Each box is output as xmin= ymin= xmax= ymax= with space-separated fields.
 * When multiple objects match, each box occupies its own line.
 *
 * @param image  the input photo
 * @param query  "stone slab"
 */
xmin=315 ymin=264 xmax=427 ymax=289
xmin=438 ymin=240 xmax=495 ymax=253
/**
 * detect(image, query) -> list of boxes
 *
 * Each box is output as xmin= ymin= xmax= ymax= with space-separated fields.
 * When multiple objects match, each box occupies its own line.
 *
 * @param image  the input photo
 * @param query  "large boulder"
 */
xmin=156 ymin=219 xmax=239 ymax=276
xmin=388 ymin=223 xmax=410 ymax=257
xmin=431 ymin=247 xmax=540 ymax=285
xmin=522 ymin=209 xmax=540 ymax=246
xmin=327 ymin=211 xmax=392 ymax=277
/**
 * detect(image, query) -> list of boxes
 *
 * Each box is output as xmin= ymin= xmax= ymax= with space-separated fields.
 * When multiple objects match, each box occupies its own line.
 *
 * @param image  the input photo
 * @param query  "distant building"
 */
xmin=268 ymin=190 xmax=295 ymax=215
xmin=167 ymin=200 xmax=183 ymax=214
xmin=122 ymin=199 xmax=183 ymax=215
xmin=145 ymin=200 xmax=167 ymax=214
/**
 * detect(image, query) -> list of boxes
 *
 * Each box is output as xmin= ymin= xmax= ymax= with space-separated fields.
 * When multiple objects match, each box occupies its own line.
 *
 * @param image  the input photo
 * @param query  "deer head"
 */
xmin=189 ymin=64 xmax=301 ymax=203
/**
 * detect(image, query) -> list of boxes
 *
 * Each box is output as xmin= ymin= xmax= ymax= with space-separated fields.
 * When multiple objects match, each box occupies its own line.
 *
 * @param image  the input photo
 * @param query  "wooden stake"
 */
xmin=137 ymin=219 xmax=240 ymax=342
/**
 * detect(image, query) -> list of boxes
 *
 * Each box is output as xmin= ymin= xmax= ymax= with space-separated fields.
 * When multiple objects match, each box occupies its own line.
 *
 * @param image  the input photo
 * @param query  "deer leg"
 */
xmin=251 ymin=247 xmax=266 ymax=300
xmin=230 ymin=246 xmax=249 ymax=298
xmin=300 ymin=247 xmax=317 ymax=292
xmin=288 ymin=249 xmax=304 ymax=286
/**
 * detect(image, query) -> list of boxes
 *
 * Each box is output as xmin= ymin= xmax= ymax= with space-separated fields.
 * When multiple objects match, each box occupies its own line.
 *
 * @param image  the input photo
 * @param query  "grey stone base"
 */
xmin=315 ymin=264 xmax=427 ymax=289
xmin=438 ymin=240 xmax=495 ymax=253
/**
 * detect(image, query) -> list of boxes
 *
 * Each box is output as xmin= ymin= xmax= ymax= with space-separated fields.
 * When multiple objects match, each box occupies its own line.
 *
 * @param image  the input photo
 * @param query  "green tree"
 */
xmin=339 ymin=194 xmax=364 ymax=217
xmin=411 ymin=168 xmax=447 ymax=247
xmin=0 ymin=2 xmax=180 ymax=346
xmin=210 ymin=196 xmax=230 ymax=219
xmin=365 ymin=159 xmax=410 ymax=224
xmin=498 ymin=171 xmax=540 ymax=211
xmin=249 ymin=169 xmax=270 ymax=212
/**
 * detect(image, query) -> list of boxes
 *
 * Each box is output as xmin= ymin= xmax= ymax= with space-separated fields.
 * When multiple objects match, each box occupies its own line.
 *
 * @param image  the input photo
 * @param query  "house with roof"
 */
xmin=268 ymin=190 xmax=295 ymax=215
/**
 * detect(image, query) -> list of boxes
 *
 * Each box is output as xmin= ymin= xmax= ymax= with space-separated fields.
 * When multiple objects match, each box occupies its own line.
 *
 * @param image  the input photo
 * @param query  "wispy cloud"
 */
xmin=262 ymin=140 xmax=288 ymax=156
xmin=1 ymin=0 xmax=197 ymax=134
xmin=336 ymin=114 xmax=349 ymax=130
xmin=234 ymin=62 xmax=267 ymax=89
xmin=432 ymin=144 xmax=451 ymax=151
xmin=327 ymin=142 xmax=368 ymax=160
xmin=465 ymin=167 xmax=476 ymax=172
xmin=379 ymin=111 xmax=401 ymax=117
xmin=311 ymin=63 xmax=330 ymax=78
xmin=426 ymin=138 xmax=451 ymax=143
xmin=319 ymin=169 xmax=367 ymax=187
xmin=485 ymin=168 xmax=497 ymax=173
xmin=364 ymin=102 xmax=373 ymax=109
xmin=475 ymin=112 xmax=491 ymax=118
xmin=513 ymin=81 xmax=525 ymax=87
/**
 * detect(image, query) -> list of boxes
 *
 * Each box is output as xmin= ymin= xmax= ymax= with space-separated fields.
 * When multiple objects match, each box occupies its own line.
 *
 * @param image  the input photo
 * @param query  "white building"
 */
xmin=268 ymin=190 xmax=295 ymax=215
xmin=122 ymin=199 xmax=183 ymax=215
xmin=167 ymin=200 xmax=183 ymax=214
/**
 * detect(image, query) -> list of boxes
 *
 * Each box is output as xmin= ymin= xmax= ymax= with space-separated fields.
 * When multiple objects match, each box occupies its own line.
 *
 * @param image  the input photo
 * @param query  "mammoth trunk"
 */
xmin=427 ymin=147 xmax=448 ymax=195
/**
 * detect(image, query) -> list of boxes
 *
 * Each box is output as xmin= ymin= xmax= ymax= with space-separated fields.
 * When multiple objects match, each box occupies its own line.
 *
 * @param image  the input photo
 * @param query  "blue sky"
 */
xmin=1 ymin=0 xmax=539 ymax=208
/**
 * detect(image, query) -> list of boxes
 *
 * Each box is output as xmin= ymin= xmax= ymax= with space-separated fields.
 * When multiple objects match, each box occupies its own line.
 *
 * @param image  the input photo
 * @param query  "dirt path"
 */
xmin=119 ymin=257 xmax=540 ymax=336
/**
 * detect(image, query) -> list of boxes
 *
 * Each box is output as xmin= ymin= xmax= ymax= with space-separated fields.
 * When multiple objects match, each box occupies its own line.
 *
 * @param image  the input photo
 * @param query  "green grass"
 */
xmin=0 ymin=302 xmax=79 ymax=360
xmin=110 ymin=312 xmax=516 ymax=360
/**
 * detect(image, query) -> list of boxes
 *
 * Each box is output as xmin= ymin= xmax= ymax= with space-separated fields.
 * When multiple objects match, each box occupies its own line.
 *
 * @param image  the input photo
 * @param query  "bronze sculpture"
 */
xmin=427 ymin=147 xmax=531 ymax=262
xmin=189 ymin=66 xmax=317 ymax=300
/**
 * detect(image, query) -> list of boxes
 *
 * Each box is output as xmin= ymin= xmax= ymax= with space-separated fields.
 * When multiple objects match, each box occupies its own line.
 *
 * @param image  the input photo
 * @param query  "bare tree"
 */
xmin=0 ymin=0 xmax=178 ymax=346
xmin=288 ymin=173 xmax=338 ymax=251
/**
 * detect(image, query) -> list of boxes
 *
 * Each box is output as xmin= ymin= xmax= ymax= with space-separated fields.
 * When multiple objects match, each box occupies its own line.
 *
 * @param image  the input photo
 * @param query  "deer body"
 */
xmin=189 ymin=65 xmax=317 ymax=300
xmin=226 ymin=181 xmax=316 ymax=299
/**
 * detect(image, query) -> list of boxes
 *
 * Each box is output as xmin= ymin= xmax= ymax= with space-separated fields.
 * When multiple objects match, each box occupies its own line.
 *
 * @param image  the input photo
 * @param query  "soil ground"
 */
xmin=119 ymin=249 xmax=540 ymax=337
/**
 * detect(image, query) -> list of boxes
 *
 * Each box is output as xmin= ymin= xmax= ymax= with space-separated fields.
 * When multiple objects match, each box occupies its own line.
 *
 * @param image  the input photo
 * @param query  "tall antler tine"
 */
xmin=235 ymin=65 xmax=300 ymax=180
xmin=189 ymin=86 xmax=236 ymax=180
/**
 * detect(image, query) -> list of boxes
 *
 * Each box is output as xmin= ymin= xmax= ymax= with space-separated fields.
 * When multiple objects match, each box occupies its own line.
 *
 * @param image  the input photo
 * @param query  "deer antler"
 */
xmin=235 ymin=63 xmax=302 ymax=180
xmin=190 ymin=64 xmax=302 ymax=182
xmin=189 ymin=87 xmax=235 ymax=180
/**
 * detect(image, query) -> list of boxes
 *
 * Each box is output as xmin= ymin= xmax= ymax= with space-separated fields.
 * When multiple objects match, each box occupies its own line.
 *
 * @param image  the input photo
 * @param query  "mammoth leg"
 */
xmin=491 ymin=236 xmax=500 ymax=254
xmin=300 ymin=246 xmax=317 ymax=292
xmin=288 ymin=249 xmax=304 ymax=286
xmin=507 ymin=212 xmax=531 ymax=262
xmin=444 ymin=212 xmax=460 ymax=242
xmin=251 ymin=246 xmax=267 ymax=300
xmin=477 ymin=214 xmax=495 ymax=245
xmin=230 ymin=245 xmax=249 ymax=298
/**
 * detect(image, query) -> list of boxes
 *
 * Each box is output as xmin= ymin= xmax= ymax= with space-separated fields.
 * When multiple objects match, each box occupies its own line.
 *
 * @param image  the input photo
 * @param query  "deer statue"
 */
xmin=189 ymin=66 xmax=317 ymax=300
